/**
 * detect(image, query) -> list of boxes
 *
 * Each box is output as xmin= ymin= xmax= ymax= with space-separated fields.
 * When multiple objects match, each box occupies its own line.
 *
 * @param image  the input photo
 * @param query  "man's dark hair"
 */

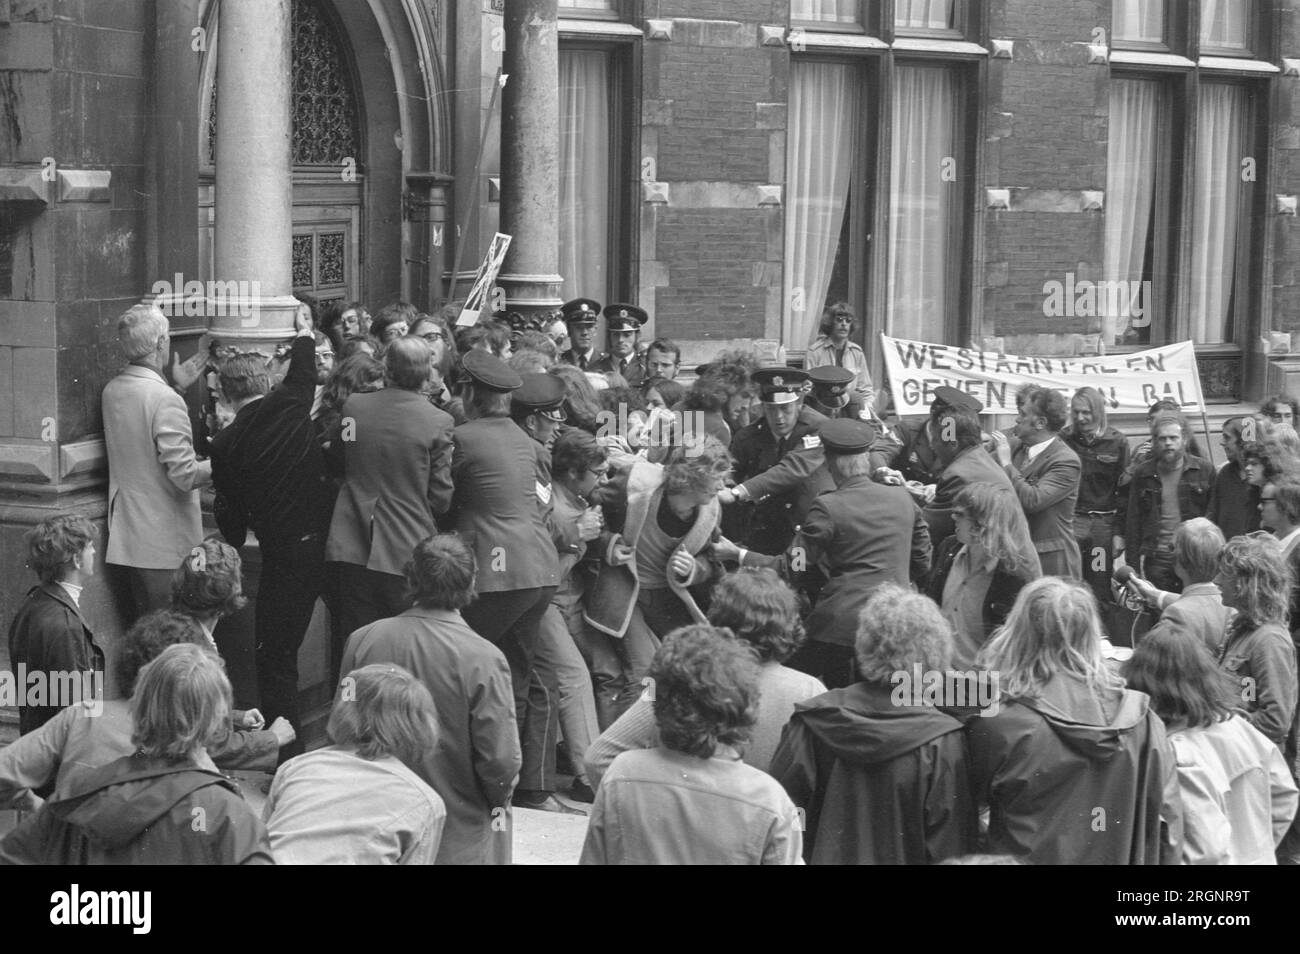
xmin=27 ymin=512 xmax=96 ymax=585
xmin=116 ymin=610 xmax=206 ymax=695
xmin=405 ymin=535 xmax=477 ymax=610
xmin=1024 ymin=388 xmax=1068 ymax=433
xmin=937 ymin=408 xmax=982 ymax=451
xmin=371 ymin=301 xmax=417 ymax=341
xmin=646 ymin=338 xmax=681 ymax=364
xmin=649 ymin=624 xmax=760 ymax=758
xmin=1262 ymin=393 xmax=1300 ymax=421
xmin=218 ymin=352 xmax=273 ymax=404
xmin=552 ymin=428 xmax=606 ymax=481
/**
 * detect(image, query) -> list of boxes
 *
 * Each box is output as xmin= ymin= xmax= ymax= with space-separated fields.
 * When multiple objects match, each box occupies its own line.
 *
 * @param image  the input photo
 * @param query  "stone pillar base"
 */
xmin=497 ymin=272 xmax=564 ymax=320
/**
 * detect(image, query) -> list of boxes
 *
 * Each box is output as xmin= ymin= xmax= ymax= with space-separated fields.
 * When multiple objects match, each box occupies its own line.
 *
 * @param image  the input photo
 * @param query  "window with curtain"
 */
xmin=895 ymin=0 xmax=956 ymax=31
xmin=1200 ymin=0 xmax=1249 ymax=50
xmin=790 ymin=0 xmax=860 ymax=24
xmin=1113 ymin=0 xmax=1164 ymax=45
xmin=1188 ymin=83 xmax=1248 ymax=344
xmin=1103 ymin=78 xmax=1162 ymax=346
xmin=783 ymin=61 xmax=860 ymax=347
xmin=887 ymin=64 xmax=959 ymax=343
xmin=558 ymin=49 xmax=612 ymax=303
xmin=559 ymin=0 xmax=614 ymax=13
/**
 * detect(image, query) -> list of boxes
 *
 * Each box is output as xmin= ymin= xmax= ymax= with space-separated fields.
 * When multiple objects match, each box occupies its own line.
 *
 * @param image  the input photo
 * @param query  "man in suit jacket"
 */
xmin=990 ymin=387 xmax=1083 ymax=579
xmin=101 ymin=304 xmax=212 ymax=613
xmin=326 ymin=336 xmax=454 ymax=644
xmin=211 ymin=322 xmax=336 ymax=740
xmin=342 ymin=535 xmax=521 ymax=864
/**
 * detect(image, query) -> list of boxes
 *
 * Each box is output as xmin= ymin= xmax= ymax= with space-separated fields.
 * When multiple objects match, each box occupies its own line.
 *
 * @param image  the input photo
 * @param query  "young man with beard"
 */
xmin=1121 ymin=412 xmax=1214 ymax=594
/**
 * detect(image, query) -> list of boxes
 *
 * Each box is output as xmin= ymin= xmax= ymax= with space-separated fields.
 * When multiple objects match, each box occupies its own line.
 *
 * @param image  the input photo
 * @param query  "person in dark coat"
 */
xmin=445 ymin=351 xmax=564 ymax=812
xmin=341 ymin=535 xmax=521 ymax=865
xmin=211 ymin=321 xmax=336 ymax=742
xmin=721 ymin=419 xmax=931 ymax=689
xmin=869 ymin=385 xmax=981 ymax=487
xmin=325 ymin=336 xmax=455 ymax=650
xmin=967 ymin=577 xmax=1183 ymax=865
xmin=770 ymin=583 xmax=977 ymax=864
xmin=805 ymin=365 xmax=864 ymax=421
xmin=1206 ymin=416 xmax=1259 ymax=539
xmin=7 ymin=513 xmax=105 ymax=736
xmin=923 ymin=406 xmax=1012 ymax=548
xmin=720 ymin=366 xmax=831 ymax=556
xmin=926 ymin=481 xmax=1040 ymax=668
xmin=0 ymin=643 xmax=273 ymax=865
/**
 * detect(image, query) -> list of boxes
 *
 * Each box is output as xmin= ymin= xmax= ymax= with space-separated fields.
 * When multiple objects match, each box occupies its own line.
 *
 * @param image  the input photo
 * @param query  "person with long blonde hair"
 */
xmin=926 ymin=481 xmax=1040 ymax=667
xmin=967 ymin=577 xmax=1181 ymax=864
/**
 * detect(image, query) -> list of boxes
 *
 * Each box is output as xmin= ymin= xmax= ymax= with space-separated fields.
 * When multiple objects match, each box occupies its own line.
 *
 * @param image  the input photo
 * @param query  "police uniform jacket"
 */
xmin=592 ymin=352 xmax=646 ymax=386
xmin=445 ymin=416 xmax=559 ymax=593
xmin=787 ymin=476 xmax=931 ymax=647
xmin=730 ymin=406 xmax=832 ymax=555
xmin=560 ymin=348 xmax=607 ymax=371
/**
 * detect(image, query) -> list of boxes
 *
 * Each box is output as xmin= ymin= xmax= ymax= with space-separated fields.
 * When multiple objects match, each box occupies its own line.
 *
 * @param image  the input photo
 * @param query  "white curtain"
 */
xmin=790 ymin=0 xmax=858 ymax=23
xmin=558 ymin=50 xmax=610 ymax=303
xmin=1113 ymin=0 xmax=1163 ymax=43
xmin=1200 ymin=0 xmax=1248 ymax=48
xmin=784 ymin=61 xmax=859 ymax=347
xmin=1188 ymin=83 xmax=1246 ymax=344
xmin=887 ymin=64 xmax=956 ymax=343
xmin=896 ymin=0 xmax=954 ymax=30
xmin=1104 ymin=78 xmax=1159 ymax=344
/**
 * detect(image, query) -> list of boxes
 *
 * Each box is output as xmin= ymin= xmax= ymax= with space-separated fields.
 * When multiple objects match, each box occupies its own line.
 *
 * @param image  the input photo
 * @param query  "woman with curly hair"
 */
xmin=681 ymin=349 xmax=759 ymax=444
xmin=1125 ymin=629 xmax=1297 ymax=864
xmin=584 ymin=567 xmax=826 ymax=784
xmin=967 ymin=577 xmax=1181 ymax=864
xmin=1213 ymin=534 xmax=1298 ymax=754
xmin=926 ymin=481 xmax=1041 ymax=667
xmin=582 ymin=435 xmax=732 ymax=718
xmin=770 ymin=583 xmax=976 ymax=864
xmin=580 ymin=624 xmax=803 ymax=865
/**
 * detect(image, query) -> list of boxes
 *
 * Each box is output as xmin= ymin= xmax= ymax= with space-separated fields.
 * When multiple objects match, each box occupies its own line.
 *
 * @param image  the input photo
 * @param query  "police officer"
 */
xmin=869 ymin=385 xmax=983 ymax=487
xmin=718 ymin=366 xmax=832 ymax=556
xmin=592 ymin=303 xmax=647 ymax=385
xmin=806 ymin=365 xmax=865 ymax=421
xmin=511 ymin=372 xmax=568 ymax=454
xmin=558 ymin=298 xmax=605 ymax=370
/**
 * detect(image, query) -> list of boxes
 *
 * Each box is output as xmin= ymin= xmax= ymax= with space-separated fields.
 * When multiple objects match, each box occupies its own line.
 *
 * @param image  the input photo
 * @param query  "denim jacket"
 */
xmin=1123 ymin=454 xmax=1214 ymax=559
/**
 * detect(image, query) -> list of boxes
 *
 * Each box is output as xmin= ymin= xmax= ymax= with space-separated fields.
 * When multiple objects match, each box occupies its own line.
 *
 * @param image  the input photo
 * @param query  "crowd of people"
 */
xmin=2 ymin=295 xmax=1299 ymax=865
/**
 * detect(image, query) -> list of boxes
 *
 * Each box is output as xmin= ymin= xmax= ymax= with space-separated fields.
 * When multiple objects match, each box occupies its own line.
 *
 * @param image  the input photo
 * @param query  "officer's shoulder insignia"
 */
xmin=802 ymin=434 xmax=822 ymax=450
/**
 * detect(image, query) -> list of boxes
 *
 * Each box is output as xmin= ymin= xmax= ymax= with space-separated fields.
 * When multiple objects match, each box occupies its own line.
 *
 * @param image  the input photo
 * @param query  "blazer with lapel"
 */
xmin=101 ymin=364 xmax=211 ymax=569
xmin=1007 ymin=435 xmax=1083 ymax=579
xmin=325 ymin=388 xmax=455 ymax=576
xmin=924 ymin=444 xmax=1014 ymax=546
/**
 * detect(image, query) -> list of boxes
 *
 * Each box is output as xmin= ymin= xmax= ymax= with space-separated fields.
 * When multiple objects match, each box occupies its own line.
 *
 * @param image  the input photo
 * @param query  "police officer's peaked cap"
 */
xmin=932 ymin=385 xmax=983 ymax=415
xmin=819 ymin=419 xmax=874 ymax=455
xmin=602 ymin=303 xmax=647 ymax=332
xmin=462 ymin=349 xmax=522 ymax=392
xmin=512 ymin=372 xmax=567 ymax=417
xmin=752 ymin=366 xmax=810 ymax=405
xmin=561 ymin=298 xmax=602 ymax=324
xmin=808 ymin=365 xmax=856 ymax=407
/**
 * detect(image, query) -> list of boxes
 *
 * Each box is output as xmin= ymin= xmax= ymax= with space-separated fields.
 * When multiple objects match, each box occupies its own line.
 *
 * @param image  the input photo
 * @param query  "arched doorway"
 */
xmin=197 ymin=0 xmax=447 ymax=310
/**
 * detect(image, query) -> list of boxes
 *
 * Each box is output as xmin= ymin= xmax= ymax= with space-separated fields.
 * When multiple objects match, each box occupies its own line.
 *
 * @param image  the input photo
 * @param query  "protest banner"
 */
xmin=880 ymin=334 xmax=1207 ymax=418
